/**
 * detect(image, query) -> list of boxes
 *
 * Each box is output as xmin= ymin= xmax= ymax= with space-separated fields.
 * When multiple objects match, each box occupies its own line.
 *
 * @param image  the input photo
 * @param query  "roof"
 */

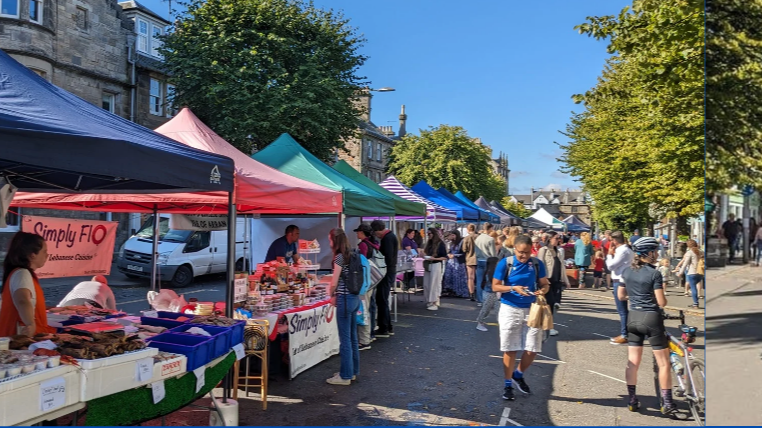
xmin=510 ymin=190 xmax=586 ymax=204
xmin=135 ymin=55 xmax=167 ymax=74
xmin=119 ymin=1 xmax=171 ymax=25
xmin=379 ymin=176 xmax=457 ymax=222
xmin=333 ymin=160 xmax=425 ymax=216
xmin=536 ymin=203 xmax=562 ymax=216
xmin=360 ymin=121 xmax=394 ymax=143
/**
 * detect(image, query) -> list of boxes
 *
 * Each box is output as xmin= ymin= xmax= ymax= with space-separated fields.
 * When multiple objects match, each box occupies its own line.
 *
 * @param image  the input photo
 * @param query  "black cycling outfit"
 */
xmin=621 ymin=263 xmax=667 ymax=350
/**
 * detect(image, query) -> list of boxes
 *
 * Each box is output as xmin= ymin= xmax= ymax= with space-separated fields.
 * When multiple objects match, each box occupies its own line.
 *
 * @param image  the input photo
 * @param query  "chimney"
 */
xmin=354 ymin=89 xmax=371 ymax=122
xmin=398 ymin=104 xmax=407 ymax=137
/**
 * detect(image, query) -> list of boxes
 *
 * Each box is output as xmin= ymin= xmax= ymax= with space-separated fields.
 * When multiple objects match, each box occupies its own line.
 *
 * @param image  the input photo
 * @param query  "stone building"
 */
xmin=338 ymin=92 xmax=406 ymax=183
xmin=0 ymin=0 xmax=174 ymax=257
xmin=509 ymin=188 xmax=592 ymax=225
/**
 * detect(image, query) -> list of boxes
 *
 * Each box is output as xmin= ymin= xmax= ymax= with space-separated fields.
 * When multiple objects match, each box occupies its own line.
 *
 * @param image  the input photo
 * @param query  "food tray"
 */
xmin=169 ymin=324 xmax=232 ymax=359
xmin=75 ymin=347 xmax=158 ymax=370
xmin=145 ymin=333 xmax=213 ymax=371
xmin=0 ymin=365 xmax=80 ymax=426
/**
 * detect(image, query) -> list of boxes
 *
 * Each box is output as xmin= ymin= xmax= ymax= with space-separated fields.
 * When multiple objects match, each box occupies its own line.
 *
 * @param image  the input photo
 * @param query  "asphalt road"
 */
xmin=40 ymin=269 xmax=704 ymax=426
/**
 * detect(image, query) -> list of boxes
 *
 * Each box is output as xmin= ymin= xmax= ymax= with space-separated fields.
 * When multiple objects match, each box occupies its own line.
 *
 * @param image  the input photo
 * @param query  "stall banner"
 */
xmin=169 ymin=214 xmax=229 ymax=231
xmin=285 ymin=304 xmax=340 ymax=379
xmin=22 ymin=216 xmax=117 ymax=278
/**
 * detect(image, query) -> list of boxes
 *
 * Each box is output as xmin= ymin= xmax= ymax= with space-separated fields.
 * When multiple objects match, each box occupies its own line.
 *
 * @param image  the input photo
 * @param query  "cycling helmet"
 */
xmin=632 ymin=237 xmax=659 ymax=255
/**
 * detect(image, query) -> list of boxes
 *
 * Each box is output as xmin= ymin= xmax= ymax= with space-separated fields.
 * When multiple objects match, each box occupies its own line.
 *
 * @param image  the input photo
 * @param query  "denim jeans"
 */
xmin=687 ymin=274 xmax=703 ymax=306
xmin=757 ymin=242 xmax=762 ymax=265
xmin=336 ymin=293 xmax=360 ymax=380
xmin=728 ymin=236 xmax=737 ymax=261
xmin=475 ymin=260 xmax=487 ymax=303
xmin=612 ymin=281 xmax=628 ymax=338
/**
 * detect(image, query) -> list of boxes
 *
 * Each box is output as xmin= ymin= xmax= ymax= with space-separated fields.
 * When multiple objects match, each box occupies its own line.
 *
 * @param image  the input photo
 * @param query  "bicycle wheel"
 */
xmin=688 ymin=358 xmax=705 ymax=426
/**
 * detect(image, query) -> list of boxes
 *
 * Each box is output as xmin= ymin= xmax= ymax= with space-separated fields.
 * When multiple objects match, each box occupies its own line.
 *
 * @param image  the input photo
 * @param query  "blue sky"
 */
xmin=141 ymin=0 xmax=630 ymax=196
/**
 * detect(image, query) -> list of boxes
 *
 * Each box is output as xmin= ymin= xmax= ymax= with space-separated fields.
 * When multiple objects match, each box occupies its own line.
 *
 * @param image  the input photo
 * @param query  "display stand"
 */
xmin=297 ymin=248 xmax=321 ymax=273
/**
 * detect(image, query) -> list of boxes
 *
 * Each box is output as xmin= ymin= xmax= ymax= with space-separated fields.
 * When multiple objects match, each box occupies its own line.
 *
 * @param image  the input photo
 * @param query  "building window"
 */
xmin=165 ymin=84 xmax=176 ymax=117
xmin=102 ymin=93 xmax=115 ymax=113
xmin=150 ymin=78 xmax=162 ymax=115
xmin=376 ymin=143 xmax=382 ymax=161
xmin=151 ymin=25 xmax=163 ymax=57
xmin=1 ymin=0 xmax=18 ymax=17
xmin=29 ymin=0 xmax=42 ymax=23
xmin=137 ymin=20 xmax=148 ymax=53
xmin=137 ymin=18 xmax=164 ymax=58
xmin=75 ymin=6 xmax=88 ymax=31
xmin=366 ymin=140 xmax=372 ymax=159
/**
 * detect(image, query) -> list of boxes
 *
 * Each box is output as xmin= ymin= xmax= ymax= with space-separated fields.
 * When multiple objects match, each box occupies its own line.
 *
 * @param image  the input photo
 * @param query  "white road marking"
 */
xmin=591 ymin=333 xmax=610 ymax=338
xmin=554 ymin=323 xmax=568 ymax=328
xmin=499 ymin=407 xmax=523 ymax=426
xmin=538 ymin=354 xmax=566 ymax=363
xmin=588 ymin=370 xmax=626 ymax=384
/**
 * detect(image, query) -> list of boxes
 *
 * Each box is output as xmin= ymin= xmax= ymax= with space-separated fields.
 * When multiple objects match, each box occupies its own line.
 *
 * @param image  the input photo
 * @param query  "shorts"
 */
xmin=603 ymin=263 xmax=610 ymax=274
xmin=498 ymin=304 xmax=543 ymax=353
xmin=627 ymin=310 xmax=668 ymax=350
xmin=593 ymin=271 xmax=603 ymax=278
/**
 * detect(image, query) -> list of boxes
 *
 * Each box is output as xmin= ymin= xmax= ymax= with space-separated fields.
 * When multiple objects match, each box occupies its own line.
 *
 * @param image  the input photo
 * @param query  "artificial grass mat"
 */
xmin=85 ymin=353 xmax=236 ymax=426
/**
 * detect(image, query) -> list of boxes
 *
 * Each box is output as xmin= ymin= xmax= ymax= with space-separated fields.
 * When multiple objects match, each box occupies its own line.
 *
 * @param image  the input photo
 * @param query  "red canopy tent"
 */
xmin=12 ymin=108 xmax=342 ymax=214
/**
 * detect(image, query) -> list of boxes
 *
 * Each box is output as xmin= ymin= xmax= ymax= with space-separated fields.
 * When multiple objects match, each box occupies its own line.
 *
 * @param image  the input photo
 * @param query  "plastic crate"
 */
xmin=140 ymin=316 xmax=185 ymax=330
xmin=157 ymin=311 xmax=195 ymax=321
xmin=146 ymin=333 xmax=213 ymax=371
xmin=169 ymin=324 xmax=231 ymax=359
xmin=226 ymin=320 xmax=246 ymax=347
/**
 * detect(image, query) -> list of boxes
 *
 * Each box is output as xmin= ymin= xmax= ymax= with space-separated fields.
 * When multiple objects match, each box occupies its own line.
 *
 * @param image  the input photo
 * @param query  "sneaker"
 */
xmin=371 ymin=336 xmax=377 ymax=342
xmin=476 ymin=323 xmax=488 ymax=332
xmin=661 ymin=404 xmax=684 ymax=419
xmin=554 ymin=303 xmax=560 ymax=311
xmin=477 ymin=303 xmax=483 ymax=307
xmin=502 ymin=386 xmax=515 ymax=401
xmin=374 ymin=330 xmax=390 ymax=338
xmin=549 ymin=329 xmax=559 ymax=336
xmin=326 ymin=373 xmax=351 ymax=385
xmin=333 ymin=372 xmax=356 ymax=381
xmin=610 ymin=336 xmax=627 ymax=345
xmin=512 ymin=376 xmax=531 ymax=394
xmin=388 ymin=330 xmax=395 ymax=336
xmin=688 ymin=304 xmax=699 ymax=308
xmin=602 ymin=286 xmax=608 ymax=291
xmin=427 ymin=305 xmax=439 ymax=311
xmin=359 ymin=343 xmax=371 ymax=351
xmin=628 ymin=400 xmax=641 ymax=412
xmin=470 ymin=293 xmax=476 ymax=302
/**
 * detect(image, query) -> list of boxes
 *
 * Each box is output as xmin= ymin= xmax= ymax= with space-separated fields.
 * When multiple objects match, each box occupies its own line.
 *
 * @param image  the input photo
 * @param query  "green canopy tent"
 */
xmin=252 ymin=133 xmax=396 ymax=217
xmin=333 ymin=160 xmax=426 ymax=217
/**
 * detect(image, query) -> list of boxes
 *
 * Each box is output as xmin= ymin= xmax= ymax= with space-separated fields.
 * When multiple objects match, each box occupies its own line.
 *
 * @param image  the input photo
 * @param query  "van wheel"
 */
xmin=171 ymin=265 xmax=193 ymax=288
xmin=235 ymin=258 xmax=250 ymax=272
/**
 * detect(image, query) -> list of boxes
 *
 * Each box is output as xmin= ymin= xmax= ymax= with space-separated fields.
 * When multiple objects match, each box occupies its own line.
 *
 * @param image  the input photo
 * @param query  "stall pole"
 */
xmin=243 ymin=214 xmax=249 ymax=273
xmin=151 ymin=205 xmax=159 ymax=294
xmin=224 ymin=193 xmax=236 ymax=402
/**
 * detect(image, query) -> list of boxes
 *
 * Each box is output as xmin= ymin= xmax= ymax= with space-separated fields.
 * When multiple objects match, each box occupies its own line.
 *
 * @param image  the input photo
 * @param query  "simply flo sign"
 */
xmin=285 ymin=304 xmax=340 ymax=379
xmin=169 ymin=214 xmax=228 ymax=231
xmin=22 ymin=216 xmax=117 ymax=279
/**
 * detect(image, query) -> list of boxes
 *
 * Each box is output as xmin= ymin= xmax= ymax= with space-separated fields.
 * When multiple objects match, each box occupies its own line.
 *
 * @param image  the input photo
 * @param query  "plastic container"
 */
xmin=47 ymin=356 xmax=60 ymax=368
xmin=169 ymin=324 xmax=231 ymax=359
xmin=140 ymin=316 xmax=184 ymax=330
xmin=0 ymin=338 xmax=9 ymax=351
xmin=157 ymin=311 xmax=196 ymax=321
xmin=146 ymin=333 xmax=213 ymax=371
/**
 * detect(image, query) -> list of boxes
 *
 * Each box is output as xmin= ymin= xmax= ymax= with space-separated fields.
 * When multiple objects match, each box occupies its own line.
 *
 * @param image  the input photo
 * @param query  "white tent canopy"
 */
xmin=529 ymin=207 xmax=566 ymax=230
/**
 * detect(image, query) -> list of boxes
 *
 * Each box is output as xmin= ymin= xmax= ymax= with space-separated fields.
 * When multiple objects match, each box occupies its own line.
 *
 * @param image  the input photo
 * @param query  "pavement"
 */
xmin=705 ymin=263 xmax=762 ymax=426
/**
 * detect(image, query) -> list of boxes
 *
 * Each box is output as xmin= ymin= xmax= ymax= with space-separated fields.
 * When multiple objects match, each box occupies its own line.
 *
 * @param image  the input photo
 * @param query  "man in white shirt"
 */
xmin=474 ymin=223 xmax=497 ymax=307
xmin=606 ymin=231 xmax=634 ymax=344
xmin=58 ymin=275 xmax=117 ymax=310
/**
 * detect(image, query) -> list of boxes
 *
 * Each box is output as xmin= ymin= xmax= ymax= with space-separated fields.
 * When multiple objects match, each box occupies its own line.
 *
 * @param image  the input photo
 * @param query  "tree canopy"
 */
xmin=161 ymin=0 xmax=368 ymax=161
xmin=558 ymin=0 xmax=703 ymax=229
xmin=706 ymin=0 xmax=762 ymax=193
xmin=386 ymin=125 xmax=506 ymax=202
xmin=500 ymin=199 xmax=533 ymax=219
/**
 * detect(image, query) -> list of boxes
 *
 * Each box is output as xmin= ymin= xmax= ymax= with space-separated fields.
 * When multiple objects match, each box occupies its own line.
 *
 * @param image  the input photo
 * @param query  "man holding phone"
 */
xmin=491 ymin=235 xmax=550 ymax=401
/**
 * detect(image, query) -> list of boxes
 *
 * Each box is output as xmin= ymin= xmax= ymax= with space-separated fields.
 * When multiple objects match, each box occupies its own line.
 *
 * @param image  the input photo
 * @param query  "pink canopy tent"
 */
xmin=12 ymin=108 xmax=342 ymax=214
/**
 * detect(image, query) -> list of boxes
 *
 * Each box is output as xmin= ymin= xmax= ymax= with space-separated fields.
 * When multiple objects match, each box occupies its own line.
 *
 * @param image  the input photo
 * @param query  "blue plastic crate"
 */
xmin=157 ymin=311 xmax=195 ymax=321
xmin=169 ymin=324 xmax=231 ymax=359
xmin=145 ymin=332 xmax=213 ymax=371
xmin=140 ymin=316 xmax=184 ymax=330
xmin=228 ymin=320 xmax=245 ymax=347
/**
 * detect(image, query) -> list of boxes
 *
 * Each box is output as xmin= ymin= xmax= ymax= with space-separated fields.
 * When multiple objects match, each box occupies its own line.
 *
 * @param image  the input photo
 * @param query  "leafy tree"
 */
xmin=500 ymin=199 xmax=533 ymax=219
xmin=161 ymin=0 xmax=368 ymax=161
xmin=706 ymin=0 xmax=762 ymax=192
xmin=386 ymin=125 xmax=506 ymax=201
xmin=559 ymin=0 xmax=703 ymax=227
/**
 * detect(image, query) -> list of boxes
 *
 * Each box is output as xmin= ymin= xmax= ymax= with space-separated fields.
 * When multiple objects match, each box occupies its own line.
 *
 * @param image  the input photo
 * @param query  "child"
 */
xmin=593 ymin=250 xmax=605 ymax=289
xmin=658 ymin=258 xmax=672 ymax=288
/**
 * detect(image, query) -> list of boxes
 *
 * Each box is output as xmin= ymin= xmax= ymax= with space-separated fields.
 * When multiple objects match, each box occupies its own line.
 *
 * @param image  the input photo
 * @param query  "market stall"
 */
xmin=474 ymin=196 xmax=522 ymax=226
xmin=378 ymin=176 xmax=458 ymax=223
xmin=439 ymin=188 xmax=498 ymax=223
xmin=412 ymin=181 xmax=480 ymax=222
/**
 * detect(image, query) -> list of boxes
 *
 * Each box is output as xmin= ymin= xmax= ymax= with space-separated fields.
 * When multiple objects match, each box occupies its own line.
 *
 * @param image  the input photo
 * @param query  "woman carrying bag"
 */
xmin=422 ymin=228 xmax=448 ymax=311
xmin=537 ymin=231 xmax=569 ymax=337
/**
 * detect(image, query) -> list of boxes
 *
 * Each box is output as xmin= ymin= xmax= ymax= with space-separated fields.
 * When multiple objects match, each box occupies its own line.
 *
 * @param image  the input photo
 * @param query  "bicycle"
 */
xmin=653 ymin=310 xmax=705 ymax=426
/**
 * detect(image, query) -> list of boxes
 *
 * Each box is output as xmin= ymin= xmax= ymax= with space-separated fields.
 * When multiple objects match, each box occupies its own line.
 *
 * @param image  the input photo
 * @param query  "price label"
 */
xmin=193 ymin=366 xmax=205 ymax=393
xmin=40 ymin=377 xmax=66 ymax=412
xmin=143 ymin=310 xmax=158 ymax=318
xmin=151 ymin=380 xmax=166 ymax=404
xmin=232 ymin=343 xmax=245 ymax=360
xmin=136 ymin=357 xmax=153 ymax=382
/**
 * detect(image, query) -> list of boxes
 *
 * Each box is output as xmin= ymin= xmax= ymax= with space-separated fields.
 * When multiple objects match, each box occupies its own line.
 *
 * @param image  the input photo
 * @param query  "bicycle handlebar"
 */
xmin=661 ymin=309 xmax=685 ymax=324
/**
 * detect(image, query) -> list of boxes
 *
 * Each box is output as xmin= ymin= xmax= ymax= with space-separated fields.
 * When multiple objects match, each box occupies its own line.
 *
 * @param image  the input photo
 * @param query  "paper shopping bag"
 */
xmin=527 ymin=295 xmax=547 ymax=329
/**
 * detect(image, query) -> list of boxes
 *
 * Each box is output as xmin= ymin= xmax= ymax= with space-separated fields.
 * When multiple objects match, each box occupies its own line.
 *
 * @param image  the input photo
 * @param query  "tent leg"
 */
xmin=223 ymin=193 xmax=236 ymax=402
xmin=151 ymin=205 xmax=159 ymax=295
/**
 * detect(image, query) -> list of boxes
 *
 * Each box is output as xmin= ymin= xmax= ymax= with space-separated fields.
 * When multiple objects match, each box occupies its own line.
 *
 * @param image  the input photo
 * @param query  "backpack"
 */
xmin=502 ymin=257 xmax=541 ymax=291
xmin=367 ymin=246 xmax=387 ymax=287
xmin=696 ymin=253 xmax=705 ymax=276
xmin=342 ymin=249 xmax=365 ymax=295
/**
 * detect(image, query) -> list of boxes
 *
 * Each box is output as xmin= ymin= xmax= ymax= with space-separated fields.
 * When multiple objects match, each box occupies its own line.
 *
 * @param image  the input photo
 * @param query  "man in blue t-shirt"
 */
xmin=491 ymin=235 xmax=549 ymax=401
xmin=264 ymin=225 xmax=301 ymax=263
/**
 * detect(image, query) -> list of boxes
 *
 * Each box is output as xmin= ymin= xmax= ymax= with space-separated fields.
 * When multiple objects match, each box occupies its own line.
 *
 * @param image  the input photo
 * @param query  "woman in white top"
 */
xmin=58 ymin=275 xmax=117 ymax=310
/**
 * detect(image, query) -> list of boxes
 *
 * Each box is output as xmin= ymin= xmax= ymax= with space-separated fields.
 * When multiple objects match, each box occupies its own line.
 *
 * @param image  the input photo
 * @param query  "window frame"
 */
xmin=29 ymin=0 xmax=42 ymax=24
xmin=150 ymin=24 xmax=163 ymax=57
xmin=137 ymin=18 xmax=149 ymax=53
xmin=102 ymin=92 xmax=115 ymax=113
xmin=366 ymin=140 xmax=372 ymax=159
xmin=376 ymin=143 xmax=382 ymax=161
xmin=0 ymin=0 xmax=19 ymax=18
xmin=149 ymin=78 xmax=162 ymax=116
xmin=165 ymin=84 xmax=176 ymax=117
xmin=136 ymin=17 xmax=165 ymax=59
xmin=75 ymin=5 xmax=88 ymax=31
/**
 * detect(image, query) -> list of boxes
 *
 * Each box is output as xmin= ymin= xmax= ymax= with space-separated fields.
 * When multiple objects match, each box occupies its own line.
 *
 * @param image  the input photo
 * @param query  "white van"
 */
xmin=116 ymin=215 xmax=248 ymax=287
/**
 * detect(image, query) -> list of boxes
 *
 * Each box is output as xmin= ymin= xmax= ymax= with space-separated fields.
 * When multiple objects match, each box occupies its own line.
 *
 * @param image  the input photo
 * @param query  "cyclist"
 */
xmin=617 ymin=237 xmax=679 ymax=418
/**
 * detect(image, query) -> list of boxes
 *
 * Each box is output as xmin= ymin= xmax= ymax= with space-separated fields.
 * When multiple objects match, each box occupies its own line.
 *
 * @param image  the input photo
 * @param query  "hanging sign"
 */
xmin=169 ymin=214 xmax=229 ymax=231
xmin=284 ymin=304 xmax=340 ymax=379
xmin=22 ymin=216 xmax=117 ymax=279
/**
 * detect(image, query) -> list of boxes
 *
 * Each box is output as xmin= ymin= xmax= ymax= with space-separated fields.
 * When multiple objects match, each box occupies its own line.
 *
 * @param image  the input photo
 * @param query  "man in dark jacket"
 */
xmin=371 ymin=220 xmax=398 ymax=337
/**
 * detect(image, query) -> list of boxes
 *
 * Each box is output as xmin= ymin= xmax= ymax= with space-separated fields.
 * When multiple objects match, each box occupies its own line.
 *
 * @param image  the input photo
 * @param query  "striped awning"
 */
xmin=379 ymin=176 xmax=458 ymax=223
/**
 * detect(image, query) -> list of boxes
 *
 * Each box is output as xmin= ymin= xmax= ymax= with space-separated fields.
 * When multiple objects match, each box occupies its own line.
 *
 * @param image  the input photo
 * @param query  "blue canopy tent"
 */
xmin=562 ymin=215 xmax=591 ymax=231
xmin=436 ymin=187 xmax=486 ymax=222
xmin=476 ymin=197 xmax=521 ymax=225
xmin=412 ymin=181 xmax=480 ymax=222
xmin=452 ymin=191 xmax=501 ymax=224
xmin=0 ymin=49 xmax=235 ymax=193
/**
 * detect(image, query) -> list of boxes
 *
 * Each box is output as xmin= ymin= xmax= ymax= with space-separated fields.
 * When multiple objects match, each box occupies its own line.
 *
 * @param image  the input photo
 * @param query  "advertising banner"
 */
xmin=169 ymin=214 xmax=229 ymax=231
xmin=284 ymin=304 xmax=340 ymax=379
xmin=22 ymin=216 xmax=117 ymax=278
